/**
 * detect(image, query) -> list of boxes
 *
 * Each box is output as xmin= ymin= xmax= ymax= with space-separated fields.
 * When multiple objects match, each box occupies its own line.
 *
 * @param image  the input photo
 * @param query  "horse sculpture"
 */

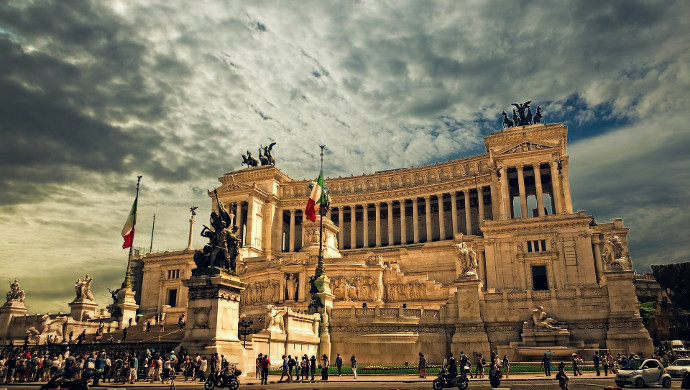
xmin=502 ymin=111 xmax=514 ymax=128
xmin=533 ymin=105 xmax=543 ymax=124
xmin=242 ymin=151 xmax=259 ymax=167
xmin=259 ymin=142 xmax=276 ymax=166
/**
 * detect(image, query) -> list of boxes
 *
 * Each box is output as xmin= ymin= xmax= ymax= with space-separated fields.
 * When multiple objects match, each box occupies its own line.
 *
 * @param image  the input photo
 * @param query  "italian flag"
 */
xmin=121 ymin=196 xmax=138 ymax=249
xmin=305 ymin=173 xmax=324 ymax=222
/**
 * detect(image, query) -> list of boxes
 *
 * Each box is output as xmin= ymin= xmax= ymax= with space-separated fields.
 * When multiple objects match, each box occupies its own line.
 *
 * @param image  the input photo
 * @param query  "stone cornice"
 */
xmin=218 ymin=165 xmax=293 ymax=185
xmin=141 ymin=250 xmax=193 ymax=264
xmin=481 ymin=213 xmax=592 ymax=235
xmin=278 ymin=173 xmax=494 ymax=209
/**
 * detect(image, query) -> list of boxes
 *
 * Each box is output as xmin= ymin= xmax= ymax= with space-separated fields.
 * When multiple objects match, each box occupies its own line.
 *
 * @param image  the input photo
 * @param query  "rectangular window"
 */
xmin=168 ymin=289 xmax=177 ymax=307
xmin=532 ymin=266 xmax=549 ymax=290
xmin=527 ymin=241 xmax=533 ymax=253
xmin=540 ymin=239 xmax=546 ymax=252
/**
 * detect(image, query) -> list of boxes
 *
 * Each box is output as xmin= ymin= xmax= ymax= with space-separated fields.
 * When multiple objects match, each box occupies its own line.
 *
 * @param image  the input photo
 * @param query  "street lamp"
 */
xmin=239 ymin=314 xmax=253 ymax=348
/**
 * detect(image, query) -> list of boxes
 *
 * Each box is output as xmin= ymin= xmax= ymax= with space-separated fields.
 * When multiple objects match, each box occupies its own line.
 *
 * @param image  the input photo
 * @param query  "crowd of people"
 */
xmin=255 ymin=352 xmax=357 ymax=385
xmin=0 ymin=346 xmax=240 ymax=386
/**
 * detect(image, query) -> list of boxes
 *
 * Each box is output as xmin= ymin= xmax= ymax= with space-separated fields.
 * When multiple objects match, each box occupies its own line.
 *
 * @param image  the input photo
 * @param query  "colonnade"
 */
xmin=500 ymin=161 xmax=572 ymax=219
xmin=282 ymin=186 xmax=491 ymax=252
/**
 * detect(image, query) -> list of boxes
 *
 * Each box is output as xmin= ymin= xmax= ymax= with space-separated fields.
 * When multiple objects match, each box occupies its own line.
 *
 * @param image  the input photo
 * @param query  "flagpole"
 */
xmin=123 ymin=175 xmax=142 ymax=289
xmin=316 ymin=145 xmax=325 ymax=277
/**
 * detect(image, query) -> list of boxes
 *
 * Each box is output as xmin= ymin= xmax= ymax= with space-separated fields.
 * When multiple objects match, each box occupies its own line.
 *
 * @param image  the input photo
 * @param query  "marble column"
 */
xmin=338 ymin=207 xmax=344 ymax=249
xmin=236 ymin=201 xmax=244 ymax=244
xmin=438 ymin=194 xmax=445 ymax=240
xmin=375 ymin=202 xmax=382 ymax=247
xmin=464 ymin=190 xmax=472 ymax=235
xmin=362 ymin=204 xmax=369 ymax=248
xmin=289 ymin=209 xmax=296 ymax=252
xmin=350 ymin=205 xmax=357 ymax=249
xmin=500 ymin=168 xmax=509 ymax=219
xmin=533 ymin=163 xmax=545 ymax=216
xmin=517 ymin=165 xmax=528 ymax=218
xmin=245 ymin=199 xmax=254 ymax=247
xmin=387 ymin=201 xmax=394 ymax=246
xmin=477 ymin=187 xmax=485 ymax=226
xmin=424 ymin=196 xmax=432 ymax=242
xmin=550 ymin=161 xmax=563 ymax=214
xmin=592 ymin=235 xmax=604 ymax=284
xmin=451 ymin=192 xmax=458 ymax=236
xmin=412 ymin=198 xmax=419 ymax=243
xmin=562 ymin=162 xmax=573 ymax=213
xmin=400 ymin=200 xmax=407 ymax=245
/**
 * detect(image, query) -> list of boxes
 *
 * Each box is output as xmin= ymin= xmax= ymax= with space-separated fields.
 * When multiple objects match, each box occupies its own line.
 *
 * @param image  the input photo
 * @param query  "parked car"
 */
xmin=615 ymin=358 xmax=671 ymax=388
xmin=666 ymin=358 xmax=690 ymax=378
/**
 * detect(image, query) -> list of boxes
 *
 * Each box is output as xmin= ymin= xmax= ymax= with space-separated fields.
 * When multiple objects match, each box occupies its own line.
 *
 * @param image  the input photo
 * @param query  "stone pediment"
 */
xmin=499 ymin=141 xmax=554 ymax=155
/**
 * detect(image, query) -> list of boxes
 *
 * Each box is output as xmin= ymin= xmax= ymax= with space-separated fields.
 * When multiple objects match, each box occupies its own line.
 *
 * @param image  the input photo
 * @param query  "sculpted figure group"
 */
xmin=601 ymin=234 xmax=631 ymax=271
xmin=531 ymin=306 xmax=565 ymax=331
xmin=242 ymin=142 xmax=276 ymax=167
xmin=502 ymin=100 xmax=543 ymax=128
xmin=74 ymin=274 xmax=94 ymax=301
xmin=456 ymin=242 xmax=478 ymax=276
xmin=6 ymin=279 xmax=25 ymax=303
xmin=193 ymin=190 xmax=240 ymax=273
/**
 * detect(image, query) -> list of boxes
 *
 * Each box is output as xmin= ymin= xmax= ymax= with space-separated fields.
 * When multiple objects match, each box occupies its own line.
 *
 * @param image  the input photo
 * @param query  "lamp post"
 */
xmin=239 ymin=314 xmax=253 ymax=348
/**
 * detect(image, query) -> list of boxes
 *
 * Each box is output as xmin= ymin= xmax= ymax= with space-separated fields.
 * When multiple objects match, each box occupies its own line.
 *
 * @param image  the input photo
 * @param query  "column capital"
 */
xmin=374 ymin=202 xmax=381 ymax=209
xmin=424 ymin=195 xmax=431 ymax=200
xmin=516 ymin=164 xmax=525 ymax=171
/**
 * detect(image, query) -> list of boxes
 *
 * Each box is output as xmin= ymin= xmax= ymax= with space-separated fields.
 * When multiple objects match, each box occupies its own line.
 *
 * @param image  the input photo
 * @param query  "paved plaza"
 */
xmin=1 ymin=372 xmax=686 ymax=390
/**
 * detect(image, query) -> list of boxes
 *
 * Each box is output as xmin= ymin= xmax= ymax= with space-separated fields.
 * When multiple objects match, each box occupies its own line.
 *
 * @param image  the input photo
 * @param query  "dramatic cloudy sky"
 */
xmin=1 ymin=0 xmax=689 ymax=313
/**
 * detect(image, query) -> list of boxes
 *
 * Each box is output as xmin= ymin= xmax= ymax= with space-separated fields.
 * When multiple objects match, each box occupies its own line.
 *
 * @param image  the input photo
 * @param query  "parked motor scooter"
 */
xmin=204 ymin=366 xmax=241 ymax=390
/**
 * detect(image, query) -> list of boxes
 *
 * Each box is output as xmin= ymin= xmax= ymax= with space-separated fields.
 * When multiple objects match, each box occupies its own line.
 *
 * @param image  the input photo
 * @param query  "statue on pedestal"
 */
xmin=5 ymin=279 xmax=25 ymax=303
xmin=265 ymin=304 xmax=287 ymax=332
xmin=193 ymin=190 xmax=240 ymax=274
xmin=602 ymin=234 xmax=631 ymax=271
xmin=74 ymin=274 xmax=94 ymax=300
xmin=259 ymin=142 xmax=276 ymax=166
xmin=455 ymin=242 xmax=478 ymax=276
xmin=531 ymin=306 xmax=565 ymax=331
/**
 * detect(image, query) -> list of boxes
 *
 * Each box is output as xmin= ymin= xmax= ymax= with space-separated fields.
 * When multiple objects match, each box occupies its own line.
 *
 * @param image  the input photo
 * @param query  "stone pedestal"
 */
xmin=181 ymin=268 xmax=248 ymax=367
xmin=114 ymin=287 xmax=139 ymax=329
xmin=0 ymin=300 xmax=28 ymax=340
xmin=602 ymin=270 xmax=653 ymax=355
xmin=300 ymin=216 xmax=341 ymax=258
xmin=69 ymin=298 xmax=98 ymax=321
xmin=520 ymin=324 xmax=571 ymax=346
xmin=451 ymin=276 xmax=490 ymax=355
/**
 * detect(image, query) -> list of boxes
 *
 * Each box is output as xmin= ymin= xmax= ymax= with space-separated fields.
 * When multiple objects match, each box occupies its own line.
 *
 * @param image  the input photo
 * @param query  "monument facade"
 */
xmin=136 ymin=122 xmax=653 ymax=363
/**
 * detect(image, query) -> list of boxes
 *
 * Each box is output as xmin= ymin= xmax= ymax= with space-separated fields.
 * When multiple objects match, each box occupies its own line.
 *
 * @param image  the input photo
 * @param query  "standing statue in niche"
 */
xmin=455 ymin=242 xmax=478 ymax=276
xmin=6 ymin=279 xmax=25 ymax=303
xmin=193 ymin=190 xmax=240 ymax=273
xmin=601 ymin=234 xmax=631 ymax=271
xmin=74 ymin=274 xmax=94 ymax=300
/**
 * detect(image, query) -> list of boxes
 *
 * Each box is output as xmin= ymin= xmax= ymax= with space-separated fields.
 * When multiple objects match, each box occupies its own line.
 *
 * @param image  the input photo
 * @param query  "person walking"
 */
xmin=572 ymin=354 xmax=583 ymax=376
xmin=602 ymin=352 xmax=609 ymax=376
xmin=418 ymin=352 xmax=426 ymax=378
xmin=502 ymin=354 xmax=510 ymax=378
xmin=310 ymin=355 xmax=316 ymax=382
xmin=350 ymin=355 xmax=358 ymax=379
xmin=593 ymin=351 xmax=601 ymax=376
xmin=335 ymin=353 xmax=343 ymax=376
xmin=278 ymin=355 xmax=288 ymax=383
xmin=321 ymin=354 xmax=329 ymax=381
xmin=540 ymin=352 xmax=551 ymax=376
xmin=556 ymin=362 xmax=570 ymax=390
